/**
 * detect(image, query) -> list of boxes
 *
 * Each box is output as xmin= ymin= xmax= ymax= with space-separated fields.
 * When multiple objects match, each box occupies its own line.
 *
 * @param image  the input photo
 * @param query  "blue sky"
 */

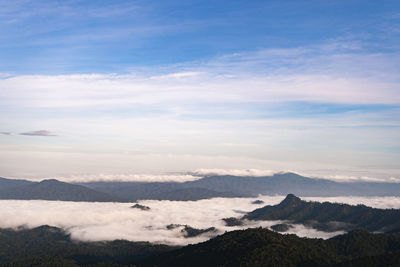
xmin=0 ymin=0 xmax=400 ymax=181
xmin=1 ymin=0 xmax=399 ymax=73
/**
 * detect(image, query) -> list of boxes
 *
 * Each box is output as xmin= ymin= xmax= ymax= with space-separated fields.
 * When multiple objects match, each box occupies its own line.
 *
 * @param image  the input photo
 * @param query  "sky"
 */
xmin=0 ymin=0 xmax=400 ymax=180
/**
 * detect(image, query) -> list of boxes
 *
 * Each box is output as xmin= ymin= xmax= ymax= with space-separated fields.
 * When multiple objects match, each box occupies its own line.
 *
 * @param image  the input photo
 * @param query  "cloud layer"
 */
xmin=191 ymin=169 xmax=400 ymax=183
xmin=0 ymin=195 xmax=399 ymax=245
xmin=2 ymin=168 xmax=399 ymax=184
xmin=192 ymin=169 xmax=277 ymax=177
xmin=41 ymin=174 xmax=202 ymax=183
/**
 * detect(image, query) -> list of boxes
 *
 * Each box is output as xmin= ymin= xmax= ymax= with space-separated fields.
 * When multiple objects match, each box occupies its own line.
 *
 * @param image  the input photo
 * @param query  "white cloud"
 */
xmin=1 ymin=45 xmax=400 ymax=112
xmin=39 ymin=174 xmax=202 ymax=183
xmin=306 ymin=174 xmax=400 ymax=183
xmin=1 ymin=71 xmax=399 ymax=111
xmin=1 ymin=44 xmax=399 ymax=180
xmin=191 ymin=169 xmax=400 ymax=183
xmin=191 ymin=169 xmax=278 ymax=177
xmin=304 ymin=196 xmax=400 ymax=209
xmin=0 ymin=195 xmax=398 ymax=245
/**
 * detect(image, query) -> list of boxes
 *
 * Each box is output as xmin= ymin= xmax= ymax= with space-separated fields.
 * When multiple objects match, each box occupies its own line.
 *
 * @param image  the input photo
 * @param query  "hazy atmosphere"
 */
xmin=1 ymin=2 xmax=400 ymax=266
xmin=1 ymin=0 xmax=399 ymax=181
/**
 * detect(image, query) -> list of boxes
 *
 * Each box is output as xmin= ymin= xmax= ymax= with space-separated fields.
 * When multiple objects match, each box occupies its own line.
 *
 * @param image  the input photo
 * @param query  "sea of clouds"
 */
xmin=1 ymin=195 xmax=400 ymax=245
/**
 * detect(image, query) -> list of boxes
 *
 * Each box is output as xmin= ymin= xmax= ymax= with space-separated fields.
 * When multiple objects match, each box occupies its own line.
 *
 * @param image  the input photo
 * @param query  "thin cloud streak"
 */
xmin=19 ymin=130 xmax=58 ymax=136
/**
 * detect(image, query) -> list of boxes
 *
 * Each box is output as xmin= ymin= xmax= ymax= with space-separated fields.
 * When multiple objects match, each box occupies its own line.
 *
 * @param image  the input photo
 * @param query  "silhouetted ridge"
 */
xmin=0 ymin=177 xmax=34 ymax=188
xmin=1 ymin=226 xmax=400 ymax=266
xmin=279 ymin=193 xmax=302 ymax=207
xmin=38 ymin=179 xmax=60 ymax=184
xmin=141 ymin=228 xmax=400 ymax=267
xmin=245 ymin=194 xmax=400 ymax=233
xmin=0 ymin=178 xmax=126 ymax=202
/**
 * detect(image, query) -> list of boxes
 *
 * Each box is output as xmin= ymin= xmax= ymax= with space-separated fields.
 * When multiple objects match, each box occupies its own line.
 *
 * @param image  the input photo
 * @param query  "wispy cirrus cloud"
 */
xmin=19 ymin=130 xmax=57 ymax=137
xmin=1 ymin=43 xmax=399 ymax=180
xmin=1 ymin=44 xmax=399 ymax=111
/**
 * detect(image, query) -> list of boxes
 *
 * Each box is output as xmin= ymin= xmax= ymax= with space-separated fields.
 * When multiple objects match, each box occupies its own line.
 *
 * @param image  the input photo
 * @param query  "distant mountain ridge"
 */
xmin=0 ymin=177 xmax=34 ymax=188
xmin=0 ymin=178 xmax=125 ymax=202
xmin=82 ymin=172 xmax=400 ymax=201
xmin=185 ymin=173 xmax=400 ymax=196
xmin=1 ymin=172 xmax=400 ymax=202
xmin=245 ymin=194 xmax=400 ymax=233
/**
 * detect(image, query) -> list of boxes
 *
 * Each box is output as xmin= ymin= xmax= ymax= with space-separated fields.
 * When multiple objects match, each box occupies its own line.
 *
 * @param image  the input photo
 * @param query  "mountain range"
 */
xmin=82 ymin=173 xmax=400 ymax=200
xmin=1 ymin=172 xmax=400 ymax=202
xmin=0 ymin=178 xmax=124 ymax=202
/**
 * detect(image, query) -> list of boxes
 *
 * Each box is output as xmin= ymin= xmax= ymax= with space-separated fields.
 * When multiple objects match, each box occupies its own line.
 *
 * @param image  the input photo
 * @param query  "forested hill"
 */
xmin=142 ymin=228 xmax=400 ymax=267
xmin=1 ymin=226 xmax=400 ymax=266
xmin=245 ymin=194 xmax=400 ymax=233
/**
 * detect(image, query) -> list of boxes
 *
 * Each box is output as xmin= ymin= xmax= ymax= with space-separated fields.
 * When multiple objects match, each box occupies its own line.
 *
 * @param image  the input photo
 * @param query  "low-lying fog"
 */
xmin=1 ymin=195 xmax=399 ymax=245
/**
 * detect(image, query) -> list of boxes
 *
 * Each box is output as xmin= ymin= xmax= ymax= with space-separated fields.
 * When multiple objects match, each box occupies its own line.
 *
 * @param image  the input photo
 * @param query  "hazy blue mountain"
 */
xmin=0 ymin=179 xmax=125 ymax=202
xmin=1 ymin=173 xmax=400 ymax=202
xmin=148 ymin=187 xmax=243 ymax=201
xmin=0 ymin=177 xmax=34 ymax=189
xmin=245 ymin=194 xmax=400 ymax=233
xmin=183 ymin=173 xmax=400 ymax=197
xmin=82 ymin=172 xmax=400 ymax=201
xmin=84 ymin=181 xmax=244 ymax=201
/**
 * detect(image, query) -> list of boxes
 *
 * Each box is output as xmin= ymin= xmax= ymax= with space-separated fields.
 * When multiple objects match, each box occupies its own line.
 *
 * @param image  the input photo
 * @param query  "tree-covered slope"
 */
xmin=245 ymin=194 xmax=400 ymax=233
xmin=1 ymin=226 xmax=400 ymax=266
xmin=0 ymin=226 xmax=176 ymax=266
xmin=140 ymin=228 xmax=400 ymax=267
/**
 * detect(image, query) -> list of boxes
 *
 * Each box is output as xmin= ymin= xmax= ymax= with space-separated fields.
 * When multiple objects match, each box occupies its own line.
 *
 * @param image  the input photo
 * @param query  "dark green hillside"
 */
xmin=141 ymin=228 xmax=400 ymax=267
xmin=245 ymin=194 xmax=400 ymax=233
xmin=0 ymin=226 xmax=176 ymax=266
xmin=1 ymin=226 xmax=400 ymax=266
